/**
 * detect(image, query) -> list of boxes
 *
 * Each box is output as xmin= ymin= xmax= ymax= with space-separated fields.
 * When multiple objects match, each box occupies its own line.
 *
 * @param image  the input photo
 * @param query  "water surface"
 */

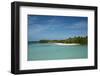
xmin=28 ymin=43 xmax=88 ymax=61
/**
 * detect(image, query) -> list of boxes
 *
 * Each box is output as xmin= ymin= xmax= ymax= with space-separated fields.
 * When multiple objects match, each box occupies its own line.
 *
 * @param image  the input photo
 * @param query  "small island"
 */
xmin=29 ymin=36 xmax=87 ymax=45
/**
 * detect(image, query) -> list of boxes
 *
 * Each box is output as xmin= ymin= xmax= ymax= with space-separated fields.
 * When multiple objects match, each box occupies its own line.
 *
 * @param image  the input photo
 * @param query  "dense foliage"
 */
xmin=39 ymin=36 xmax=87 ymax=45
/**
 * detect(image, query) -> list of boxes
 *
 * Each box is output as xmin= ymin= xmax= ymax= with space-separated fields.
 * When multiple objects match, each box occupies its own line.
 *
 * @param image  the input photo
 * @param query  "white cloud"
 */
xmin=28 ymin=24 xmax=50 ymax=35
xmin=64 ymin=21 xmax=87 ymax=30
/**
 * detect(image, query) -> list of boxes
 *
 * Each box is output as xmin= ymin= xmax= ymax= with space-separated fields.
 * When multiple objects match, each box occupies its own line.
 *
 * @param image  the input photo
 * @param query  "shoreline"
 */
xmin=29 ymin=42 xmax=85 ymax=45
xmin=53 ymin=43 xmax=80 ymax=45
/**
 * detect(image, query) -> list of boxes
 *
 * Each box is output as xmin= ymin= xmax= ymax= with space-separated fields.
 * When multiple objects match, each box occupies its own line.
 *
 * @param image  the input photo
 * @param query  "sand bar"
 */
xmin=54 ymin=43 xmax=80 ymax=45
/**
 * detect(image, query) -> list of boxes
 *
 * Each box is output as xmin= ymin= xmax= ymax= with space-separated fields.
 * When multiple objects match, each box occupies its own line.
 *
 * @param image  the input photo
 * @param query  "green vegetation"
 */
xmin=38 ymin=36 xmax=88 ymax=45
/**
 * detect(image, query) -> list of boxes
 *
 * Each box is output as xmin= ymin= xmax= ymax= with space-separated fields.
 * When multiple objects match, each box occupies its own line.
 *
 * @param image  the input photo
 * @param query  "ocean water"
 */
xmin=28 ymin=43 xmax=88 ymax=61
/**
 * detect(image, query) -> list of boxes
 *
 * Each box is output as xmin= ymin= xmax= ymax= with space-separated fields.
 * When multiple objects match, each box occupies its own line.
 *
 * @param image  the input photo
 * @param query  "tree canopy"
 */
xmin=38 ymin=36 xmax=87 ymax=45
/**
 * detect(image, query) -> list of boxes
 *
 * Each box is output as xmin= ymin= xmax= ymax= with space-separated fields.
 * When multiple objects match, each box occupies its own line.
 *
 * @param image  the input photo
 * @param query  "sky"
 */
xmin=28 ymin=15 xmax=88 ymax=41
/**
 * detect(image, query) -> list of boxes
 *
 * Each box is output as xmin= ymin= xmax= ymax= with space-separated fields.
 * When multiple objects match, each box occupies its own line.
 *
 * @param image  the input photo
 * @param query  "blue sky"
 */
xmin=28 ymin=15 xmax=88 ymax=41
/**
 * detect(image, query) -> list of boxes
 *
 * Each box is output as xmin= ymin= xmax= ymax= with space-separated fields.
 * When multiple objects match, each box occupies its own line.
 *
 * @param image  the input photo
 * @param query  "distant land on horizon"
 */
xmin=28 ymin=36 xmax=88 ymax=45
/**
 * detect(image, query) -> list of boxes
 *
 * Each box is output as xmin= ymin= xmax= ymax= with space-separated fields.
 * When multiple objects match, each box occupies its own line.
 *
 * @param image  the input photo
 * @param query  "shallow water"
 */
xmin=28 ymin=43 xmax=88 ymax=61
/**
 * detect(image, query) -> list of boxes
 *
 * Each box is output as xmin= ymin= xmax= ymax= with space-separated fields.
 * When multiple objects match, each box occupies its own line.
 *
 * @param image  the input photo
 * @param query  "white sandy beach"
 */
xmin=54 ymin=43 xmax=80 ymax=45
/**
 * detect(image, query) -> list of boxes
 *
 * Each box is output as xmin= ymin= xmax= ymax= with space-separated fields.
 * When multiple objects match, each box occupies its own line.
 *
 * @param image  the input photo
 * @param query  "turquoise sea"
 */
xmin=28 ymin=43 xmax=88 ymax=61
